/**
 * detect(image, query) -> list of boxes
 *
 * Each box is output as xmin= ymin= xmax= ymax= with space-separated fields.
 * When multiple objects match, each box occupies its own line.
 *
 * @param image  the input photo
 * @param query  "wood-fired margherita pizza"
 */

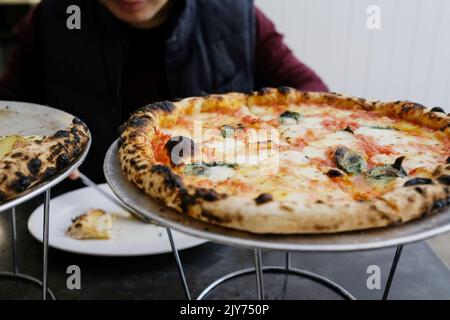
xmin=119 ymin=87 xmax=450 ymax=234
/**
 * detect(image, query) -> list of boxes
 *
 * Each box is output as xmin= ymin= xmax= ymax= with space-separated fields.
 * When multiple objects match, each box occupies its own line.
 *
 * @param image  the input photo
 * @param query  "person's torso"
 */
xmin=38 ymin=0 xmax=256 ymax=181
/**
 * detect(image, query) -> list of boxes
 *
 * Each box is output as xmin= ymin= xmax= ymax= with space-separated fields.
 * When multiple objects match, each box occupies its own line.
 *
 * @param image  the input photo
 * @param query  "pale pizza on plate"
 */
xmin=118 ymin=87 xmax=450 ymax=234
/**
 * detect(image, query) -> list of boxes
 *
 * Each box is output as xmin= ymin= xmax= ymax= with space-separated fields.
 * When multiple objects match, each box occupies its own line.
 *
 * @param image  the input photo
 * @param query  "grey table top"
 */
xmin=1 ymin=181 xmax=450 ymax=300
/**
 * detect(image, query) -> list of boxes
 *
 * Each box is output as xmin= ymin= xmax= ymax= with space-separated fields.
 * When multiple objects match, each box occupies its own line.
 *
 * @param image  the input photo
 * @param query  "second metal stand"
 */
xmin=165 ymin=243 xmax=404 ymax=300
xmin=0 ymin=192 xmax=55 ymax=300
xmin=197 ymin=250 xmax=355 ymax=300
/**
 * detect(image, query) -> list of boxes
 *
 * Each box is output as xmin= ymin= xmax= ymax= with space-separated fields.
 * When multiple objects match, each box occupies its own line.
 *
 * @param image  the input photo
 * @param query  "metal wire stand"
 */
xmin=0 ymin=191 xmax=55 ymax=300
xmin=382 ymin=245 xmax=403 ymax=300
xmin=196 ymin=250 xmax=355 ymax=300
xmin=164 ymin=244 xmax=404 ymax=300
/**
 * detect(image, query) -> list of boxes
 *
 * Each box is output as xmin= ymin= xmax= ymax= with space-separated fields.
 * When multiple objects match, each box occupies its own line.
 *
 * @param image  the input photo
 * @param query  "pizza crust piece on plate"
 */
xmin=118 ymin=87 xmax=450 ymax=234
xmin=66 ymin=209 xmax=113 ymax=240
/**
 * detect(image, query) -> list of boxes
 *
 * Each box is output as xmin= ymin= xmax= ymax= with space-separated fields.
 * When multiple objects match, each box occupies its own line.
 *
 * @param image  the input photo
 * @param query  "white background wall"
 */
xmin=255 ymin=0 xmax=450 ymax=111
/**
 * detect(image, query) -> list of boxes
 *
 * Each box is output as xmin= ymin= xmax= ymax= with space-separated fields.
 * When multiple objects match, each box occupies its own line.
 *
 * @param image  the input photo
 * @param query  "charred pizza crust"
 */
xmin=0 ymin=118 xmax=90 ymax=203
xmin=118 ymin=88 xmax=450 ymax=234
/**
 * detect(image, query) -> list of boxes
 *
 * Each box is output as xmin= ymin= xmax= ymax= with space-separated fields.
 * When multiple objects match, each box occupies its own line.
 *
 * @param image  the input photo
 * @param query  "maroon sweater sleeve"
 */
xmin=254 ymin=7 xmax=328 ymax=92
xmin=0 ymin=5 xmax=44 ymax=103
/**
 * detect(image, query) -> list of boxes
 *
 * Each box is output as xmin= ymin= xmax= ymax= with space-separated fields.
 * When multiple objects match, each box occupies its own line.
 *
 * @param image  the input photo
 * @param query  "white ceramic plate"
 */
xmin=27 ymin=184 xmax=207 ymax=256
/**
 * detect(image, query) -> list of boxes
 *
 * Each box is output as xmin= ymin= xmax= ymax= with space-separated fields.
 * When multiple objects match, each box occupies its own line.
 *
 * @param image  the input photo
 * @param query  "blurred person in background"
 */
xmin=0 ymin=0 xmax=327 ymax=181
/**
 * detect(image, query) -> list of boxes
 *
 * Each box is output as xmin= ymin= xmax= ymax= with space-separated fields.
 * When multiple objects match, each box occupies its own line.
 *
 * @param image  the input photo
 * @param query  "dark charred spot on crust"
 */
xmin=440 ymin=123 xmax=450 ymax=132
xmin=277 ymin=86 xmax=292 ymax=94
xmin=136 ymin=164 xmax=147 ymax=171
xmin=258 ymin=87 xmax=271 ymax=96
xmin=27 ymin=158 xmax=42 ymax=175
xmin=414 ymin=187 xmax=425 ymax=195
xmin=403 ymin=177 xmax=433 ymax=187
xmin=57 ymin=153 xmax=70 ymax=169
xmin=432 ymin=197 xmax=450 ymax=213
xmin=313 ymin=224 xmax=332 ymax=231
xmin=129 ymin=158 xmax=147 ymax=171
xmin=447 ymin=157 xmax=450 ymax=164
xmin=70 ymin=127 xmax=78 ymax=134
xmin=136 ymin=101 xmax=175 ymax=114
xmin=75 ymin=223 xmax=82 ymax=228
xmin=49 ymin=143 xmax=64 ymax=160
xmin=11 ymin=172 xmax=31 ymax=192
xmin=179 ymin=189 xmax=196 ymax=212
xmin=72 ymin=118 xmax=83 ymax=125
xmin=254 ymin=193 xmax=273 ymax=205
xmin=53 ymin=130 xmax=70 ymax=139
xmin=437 ymin=175 xmax=450 ymax=185
xmin=164 ymin=136 xmax=196 ymax=165
xmin=72 ymin=132 xmax=81 ymax=143
xmin=128 ymin=115 xmax=151 ymax=129
xmin=302 ymin=92 xmax=311 ymax=100
xmin=194 ymin=188 xmax=223 ymax=201
xmin=129 ymin=131 xmax=138 ymax=139
xmin=151 ymin=165 xmax=184 ymax=189
xmin=201 ymin=209 xmax=230 ymax=223
xmin=401 ymin=102 xmax=426 ymax=113
xmin=378 ymin=211 xmax=395 ymax=224
xmin=280 ymin=205 xmax=293 ymax=212
xmin=326 ymin=169 xmax=344 ymax=178
xmin=173 ymin=185 xmax=227 ymax=213
xmin=72 ymin=148 xmax=81 ymax=158
xmin=11 ymin=152 xmax=23 ymax=159
xmin=44 ymin=167 xmax=57 ymax=179
xmin=431 ymin=107 xmax=446 ymax=114
xmin=117 ymin=136 xmax=125 ymax=149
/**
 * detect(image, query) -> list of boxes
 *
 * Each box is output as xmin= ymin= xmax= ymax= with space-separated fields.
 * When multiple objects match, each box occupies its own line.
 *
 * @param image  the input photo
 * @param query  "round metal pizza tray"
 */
xmin=104 ymin=141 xmax=450 ymax=252
xmin=0 ymin=101 xmax=91 ymax=213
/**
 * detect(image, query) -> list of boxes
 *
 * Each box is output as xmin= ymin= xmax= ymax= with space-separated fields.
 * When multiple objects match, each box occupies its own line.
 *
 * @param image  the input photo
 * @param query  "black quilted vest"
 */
xmin=39 ymin=0 xmax=256 ymax=181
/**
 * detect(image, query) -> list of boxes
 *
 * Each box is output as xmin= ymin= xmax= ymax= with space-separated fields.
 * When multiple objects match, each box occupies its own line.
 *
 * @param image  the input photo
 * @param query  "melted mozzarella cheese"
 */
xmin=279 ymin=150 xmax=310 ymax=165
xmin=280 ymin=116 xmax=325 ymax=141
xmin=310 ymin=131 xmax=358 ymax=149
xmin=302 ymin=146 xmax=325 ymax=159
xmin=206 ymin=166 xmax=236 ymax=182
xmin=295 ymin=166 xmax=328 ymax=181
xmin=355 ymin=126 xmax=437 ymax=147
